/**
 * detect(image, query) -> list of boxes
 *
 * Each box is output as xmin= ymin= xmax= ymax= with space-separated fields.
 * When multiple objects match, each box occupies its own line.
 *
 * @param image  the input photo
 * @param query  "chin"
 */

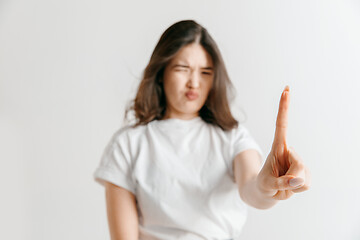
xmin=181 ymin=109 xmax=201 ymax=117
xmin=176 ymin=101 xmax=204 ymax=115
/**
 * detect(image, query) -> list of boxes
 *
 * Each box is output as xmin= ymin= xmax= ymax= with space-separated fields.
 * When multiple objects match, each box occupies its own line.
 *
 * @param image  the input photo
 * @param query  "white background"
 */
xmin=1 ymin=0 xmax=360 ymax=239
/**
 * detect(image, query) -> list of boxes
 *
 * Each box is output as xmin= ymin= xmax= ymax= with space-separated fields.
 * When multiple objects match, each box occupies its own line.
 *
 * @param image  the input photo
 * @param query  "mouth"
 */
xmin=185 ymin=91 xmax=199 ymax=100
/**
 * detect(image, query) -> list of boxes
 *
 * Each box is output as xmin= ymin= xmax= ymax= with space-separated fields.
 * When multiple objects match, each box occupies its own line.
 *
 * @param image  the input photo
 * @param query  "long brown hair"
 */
xmin=125 ymin=20 xmax=238 ymax=131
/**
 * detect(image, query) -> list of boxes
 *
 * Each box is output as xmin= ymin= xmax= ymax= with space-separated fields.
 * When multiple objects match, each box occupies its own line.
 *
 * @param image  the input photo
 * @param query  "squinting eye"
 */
xmin=202 ymin=72 xmax=212 ymax=75
xmin=175 ymin=67 xmax=188 ymax=72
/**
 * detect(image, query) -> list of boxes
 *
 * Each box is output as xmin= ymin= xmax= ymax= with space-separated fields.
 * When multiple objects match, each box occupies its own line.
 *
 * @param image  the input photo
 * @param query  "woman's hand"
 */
xmin=257 ymin=86 xmax=311 ymax=200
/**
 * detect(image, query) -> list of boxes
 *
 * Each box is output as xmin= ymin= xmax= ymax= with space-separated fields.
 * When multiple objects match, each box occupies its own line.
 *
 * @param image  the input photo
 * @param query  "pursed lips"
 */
xmin=185 ymin=91 xmax=199 ymax=100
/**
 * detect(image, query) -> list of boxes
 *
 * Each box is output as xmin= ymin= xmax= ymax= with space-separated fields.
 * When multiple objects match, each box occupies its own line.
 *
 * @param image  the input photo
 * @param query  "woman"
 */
xmin=94 ymin=20 xmax=310 ymax=240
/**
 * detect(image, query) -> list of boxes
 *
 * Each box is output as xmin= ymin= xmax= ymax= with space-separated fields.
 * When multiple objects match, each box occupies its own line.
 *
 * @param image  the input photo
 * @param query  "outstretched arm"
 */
xmin=233 ymin=149 xmax=279 ymax=209
xmin=233 ymin=86 xmax=311 ymax=209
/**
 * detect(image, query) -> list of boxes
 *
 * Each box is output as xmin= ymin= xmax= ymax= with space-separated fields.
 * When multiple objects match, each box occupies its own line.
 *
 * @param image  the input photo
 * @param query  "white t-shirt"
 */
xmin=93 ymin=116 xmax=263 ymax=240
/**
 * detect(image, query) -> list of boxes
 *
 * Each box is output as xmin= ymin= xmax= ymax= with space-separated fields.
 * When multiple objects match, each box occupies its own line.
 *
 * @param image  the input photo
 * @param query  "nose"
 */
xmin=187 ymin=70 xmax=200 ymax=89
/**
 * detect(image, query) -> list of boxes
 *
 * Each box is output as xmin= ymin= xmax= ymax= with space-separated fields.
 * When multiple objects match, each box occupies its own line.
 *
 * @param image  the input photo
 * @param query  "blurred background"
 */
xmin=1 ymin=0 xmax=359 ymax=239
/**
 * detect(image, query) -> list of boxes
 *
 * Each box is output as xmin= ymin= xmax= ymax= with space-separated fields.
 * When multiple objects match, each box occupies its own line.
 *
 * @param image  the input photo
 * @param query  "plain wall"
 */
xmin=1 ymin=0 xmax=359 ymax=239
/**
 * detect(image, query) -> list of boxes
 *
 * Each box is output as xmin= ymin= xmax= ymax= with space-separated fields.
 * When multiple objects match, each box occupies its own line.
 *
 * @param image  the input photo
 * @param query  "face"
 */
xmin=162 ymin=43 xmax=214 ymax=120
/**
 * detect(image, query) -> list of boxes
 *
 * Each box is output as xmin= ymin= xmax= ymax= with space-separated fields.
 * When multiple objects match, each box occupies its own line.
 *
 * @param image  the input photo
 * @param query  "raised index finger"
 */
xmin=272 ymin=85 xmax=290 ymax=149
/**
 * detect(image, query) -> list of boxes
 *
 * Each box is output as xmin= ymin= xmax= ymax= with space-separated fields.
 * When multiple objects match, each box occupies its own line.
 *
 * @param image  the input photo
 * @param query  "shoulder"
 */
xmin=210 ymin=122 xmax=251 ymax=140
xmin=111 ymin=123 xmax=148 ymax=143
xmin=229 ymin=123 xmax=252 ymax=138
xmin=103 ymin=123 xmax=149 ymax=159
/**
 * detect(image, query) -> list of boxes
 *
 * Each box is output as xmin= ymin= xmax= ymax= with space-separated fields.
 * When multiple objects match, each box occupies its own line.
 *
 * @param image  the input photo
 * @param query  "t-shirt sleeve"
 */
xmin=93 ymin=128 xmax=136 ymax=194
xmin=231 ymin=124 xmax=264 ymax=164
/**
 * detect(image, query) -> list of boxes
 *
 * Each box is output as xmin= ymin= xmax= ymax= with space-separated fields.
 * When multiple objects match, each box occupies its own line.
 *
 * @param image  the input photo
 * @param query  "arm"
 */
xmin=233 ymin=149 xmax=279 ymax=210
xmin=105 ymin=182 xmax=139 ymax=240
xmin=234 ymin=86 xmax=311 ymax=209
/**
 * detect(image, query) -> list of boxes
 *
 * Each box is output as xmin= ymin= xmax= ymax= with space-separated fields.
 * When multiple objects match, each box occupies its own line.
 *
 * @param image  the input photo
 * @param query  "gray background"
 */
xmin=1 ymin=0 xmax=359 ymax=239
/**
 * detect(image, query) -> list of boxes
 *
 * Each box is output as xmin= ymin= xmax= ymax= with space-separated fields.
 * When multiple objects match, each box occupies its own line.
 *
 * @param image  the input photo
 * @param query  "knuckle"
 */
xmin=295 ymin=161 xmax=305 ymax=171
xmin=292 ymin=184 xmax=311 ymax=193
xmin=302 ymin=184 xmax=311 ymax=191
xmin=289 ymin=161 xmax=304 ymax=173
xmin=274 ymin=180 xmax=281 ymax=190
xmin=270 ymin=178 xmax=280 ymax=190
xmin=273 ymin=178 xmax=287 ymax=190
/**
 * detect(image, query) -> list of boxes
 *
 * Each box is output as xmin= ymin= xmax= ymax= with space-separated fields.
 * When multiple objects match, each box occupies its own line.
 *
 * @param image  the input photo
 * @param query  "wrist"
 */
xmin=255 ymin=173 xmax=277 ymax=200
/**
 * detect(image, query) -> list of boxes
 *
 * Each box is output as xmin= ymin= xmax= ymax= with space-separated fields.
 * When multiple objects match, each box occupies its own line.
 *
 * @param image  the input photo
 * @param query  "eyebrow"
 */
xmin=172 ymin=64 xmax=214 ymax=70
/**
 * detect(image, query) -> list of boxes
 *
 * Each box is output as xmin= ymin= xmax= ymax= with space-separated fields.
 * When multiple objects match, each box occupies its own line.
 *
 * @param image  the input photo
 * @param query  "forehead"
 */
xmin=169 ymin=43 xmax=213 ymax=67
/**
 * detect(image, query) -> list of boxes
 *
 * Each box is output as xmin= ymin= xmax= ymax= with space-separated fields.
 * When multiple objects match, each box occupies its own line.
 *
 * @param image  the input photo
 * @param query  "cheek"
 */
xmin=203 ymin=80 xmax=213 ymax=96
xmin=163 ymin=78 xmax=183 ymax=100
xmin=164 ymin=72 xmax=186 ymax=91
xmin=164 ymin=85 xmax=177 ymax=99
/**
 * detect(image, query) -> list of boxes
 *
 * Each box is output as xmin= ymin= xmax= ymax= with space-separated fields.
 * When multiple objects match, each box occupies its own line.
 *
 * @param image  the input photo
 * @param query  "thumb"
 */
xmin=272 ymin=175 xmax=305 ymax=190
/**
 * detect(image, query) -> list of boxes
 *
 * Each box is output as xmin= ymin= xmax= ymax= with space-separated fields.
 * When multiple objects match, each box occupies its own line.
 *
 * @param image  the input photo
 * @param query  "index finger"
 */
xmin=272 ymin=85 xmax=290 ymax=149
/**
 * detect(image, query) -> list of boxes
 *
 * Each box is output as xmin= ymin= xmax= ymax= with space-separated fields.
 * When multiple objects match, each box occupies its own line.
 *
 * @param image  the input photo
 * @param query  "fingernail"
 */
xmin=289 ymin=178 xmax=304 ymax=187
